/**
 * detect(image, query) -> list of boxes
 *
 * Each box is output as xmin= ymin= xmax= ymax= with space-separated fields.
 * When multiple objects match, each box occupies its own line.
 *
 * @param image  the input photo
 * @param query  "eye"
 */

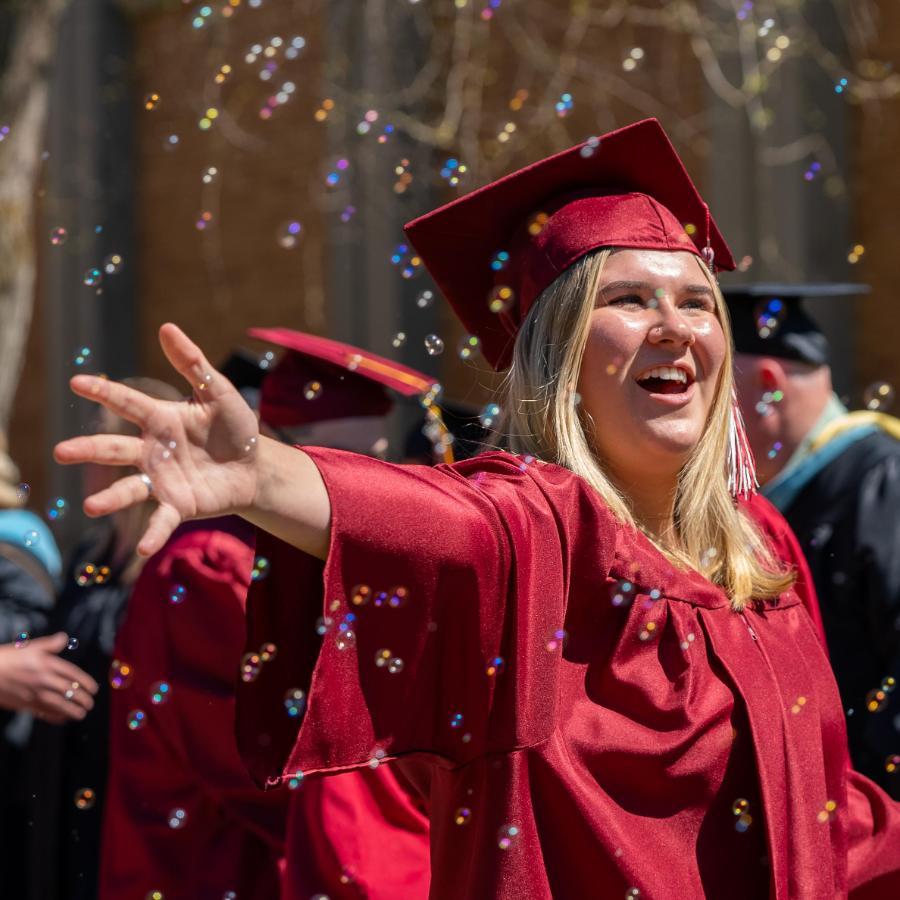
xmin=681 ymin=297 xmax=714 ymax=312
xmin=607 ymin=294 xmax=644 ymax=308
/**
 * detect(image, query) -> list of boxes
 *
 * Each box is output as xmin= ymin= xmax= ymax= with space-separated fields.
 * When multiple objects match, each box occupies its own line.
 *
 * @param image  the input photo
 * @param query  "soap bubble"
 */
xmin=487 ymin=285 xmax=515 ymax=314
xmin=278 ymin=220 xmax=303 ymax=249
xmin=73 ymin=347 xmax=92 ymax=367
xmin=46 ymin=497 xmax=68 ymax=520
xmin=284 ymin=688 xmax=307 ymax=718
xmin=863 ymin=382 xmax=895 ymax=412
xmin=150 ymin=681 xmax=171 ymax=705
xmin=485 ymin=655 xmax=505 ymax=676
xmin=251 ymin=556 xmax=270 ymax=581
xmin=50 ymin=226 xmax=68 ymax=246
xmin=109 ymin=659 xmax=133 ymax=689
xmin=74 ymin=787 xmax=96 ymax=810
xmin=424 ymin=334 xmax=444 ymax=356
xmin=457 ymin=334 xmax=481 ymax=361
xmin=479 ymin=403 xmax=501 ymax=428
xmin=753 ymin=297 xmax=786 ymax=339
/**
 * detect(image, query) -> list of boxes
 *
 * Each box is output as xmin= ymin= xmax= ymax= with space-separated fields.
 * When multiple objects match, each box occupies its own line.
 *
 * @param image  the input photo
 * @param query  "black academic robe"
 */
xmin=780 ymin=430 xmax=900 ymax=799
xmin=25 ymin=527 xmax=132 ymax=900
xmin=0 ymin=549 xmax=55 ymax=900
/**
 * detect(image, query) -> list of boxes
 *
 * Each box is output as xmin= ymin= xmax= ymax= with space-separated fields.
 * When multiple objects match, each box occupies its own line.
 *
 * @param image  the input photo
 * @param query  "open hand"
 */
xmin=54 ymin=324 xmax=261 ymax=557
xmin=0 ymin=633 xmax=99 ymax=723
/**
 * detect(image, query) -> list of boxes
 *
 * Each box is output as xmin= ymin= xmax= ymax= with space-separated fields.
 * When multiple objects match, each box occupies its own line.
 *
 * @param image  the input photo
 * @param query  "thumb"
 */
xmin=28 ymin=632 xmax=69 ymax=653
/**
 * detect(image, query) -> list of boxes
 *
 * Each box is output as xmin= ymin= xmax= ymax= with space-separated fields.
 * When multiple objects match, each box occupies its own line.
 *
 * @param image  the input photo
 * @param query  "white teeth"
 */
xmin=639 ymin=366 xmax=688 ymax=383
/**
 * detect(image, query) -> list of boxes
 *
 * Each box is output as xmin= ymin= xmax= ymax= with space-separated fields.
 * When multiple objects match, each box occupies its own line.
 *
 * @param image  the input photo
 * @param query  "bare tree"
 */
xmin=0 ymin=0 xmax=70 ymax=431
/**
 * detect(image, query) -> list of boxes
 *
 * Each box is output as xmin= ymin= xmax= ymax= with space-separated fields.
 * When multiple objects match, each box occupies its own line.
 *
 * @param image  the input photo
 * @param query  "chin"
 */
xmin=638 ymin=422 xmax=703 ymax=461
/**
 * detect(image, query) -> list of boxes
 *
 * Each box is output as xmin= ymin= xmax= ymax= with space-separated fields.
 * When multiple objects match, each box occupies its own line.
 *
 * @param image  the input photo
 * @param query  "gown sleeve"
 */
xmin=235 ymin=448 xmax=617 ymax=789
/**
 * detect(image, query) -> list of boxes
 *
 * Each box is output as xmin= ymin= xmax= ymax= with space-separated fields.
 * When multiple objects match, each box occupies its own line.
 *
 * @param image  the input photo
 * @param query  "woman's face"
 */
xmin=576 ymin=249 xmax=727 ymax=480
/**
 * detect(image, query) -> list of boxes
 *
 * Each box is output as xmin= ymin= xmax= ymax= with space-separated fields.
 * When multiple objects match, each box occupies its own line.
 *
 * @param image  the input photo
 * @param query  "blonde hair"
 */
xmin=499 ymin=248 xmax=794 ymax=610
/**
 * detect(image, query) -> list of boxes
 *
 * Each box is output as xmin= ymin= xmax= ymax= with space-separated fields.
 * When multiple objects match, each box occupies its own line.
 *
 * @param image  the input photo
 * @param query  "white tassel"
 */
xmin=728 ymin=387 xmax=758 ymax=499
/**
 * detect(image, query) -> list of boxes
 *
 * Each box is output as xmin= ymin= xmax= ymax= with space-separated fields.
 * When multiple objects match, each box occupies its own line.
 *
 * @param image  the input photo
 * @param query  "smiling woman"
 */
xmin=501 ymin=243 xmax=788 ymax=607
xmin=54 ymin=119 xmax=900 ymax=899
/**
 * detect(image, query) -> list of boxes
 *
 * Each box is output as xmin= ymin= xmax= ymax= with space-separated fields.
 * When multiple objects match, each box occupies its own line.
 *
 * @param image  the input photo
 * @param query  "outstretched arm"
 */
xmin=54 ymin=323 xmax=331 ymax=559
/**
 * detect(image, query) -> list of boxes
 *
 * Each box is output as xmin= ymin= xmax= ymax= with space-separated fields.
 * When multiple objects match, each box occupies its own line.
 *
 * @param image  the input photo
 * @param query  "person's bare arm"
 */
xmin=54 ymin=324 xmax=332 ymax=560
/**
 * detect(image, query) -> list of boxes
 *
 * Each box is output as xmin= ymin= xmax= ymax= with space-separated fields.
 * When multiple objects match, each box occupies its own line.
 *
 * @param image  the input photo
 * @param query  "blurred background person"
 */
xmin=1 ymin=428 xmax=81 ymax=900
xmin=98 ymin=351 xmax=288 ymax=900
xmin=728 ymin=283 xmax=900 ymax=798
xmin=101 ymin=329 xmax=442 ymax=900
xmin=26 ymin=377 xmax=182 ymax=900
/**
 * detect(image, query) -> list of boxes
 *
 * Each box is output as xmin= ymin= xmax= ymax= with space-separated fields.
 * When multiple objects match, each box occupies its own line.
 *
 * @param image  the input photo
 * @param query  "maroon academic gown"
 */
xmin=100 ymin=519 xmax=431 ymax=900
xmin=236 ymin=448 xmax=900 ymax=900
xmin=99 ymin=520 xmax=289 ymax=900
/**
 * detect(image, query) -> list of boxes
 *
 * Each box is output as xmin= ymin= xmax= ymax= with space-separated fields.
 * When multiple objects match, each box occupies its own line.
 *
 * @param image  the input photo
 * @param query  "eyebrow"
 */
xmin=599 ymin=280 xmax=714 ymax=296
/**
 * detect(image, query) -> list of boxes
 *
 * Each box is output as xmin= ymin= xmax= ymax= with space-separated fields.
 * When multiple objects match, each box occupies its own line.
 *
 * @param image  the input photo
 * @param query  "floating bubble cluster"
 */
xmin=479 ymin=403 xmax=500 ymax=428
xmin=455 ymin=807 xmax=472 ymax=825
xmin=46 ymin=497 xmax=67 ymax=520
xmin=863 ymin=382 xmax=895 ymax=412
xmin=109 ymin=659 xmax=133 ymax=690
xmin=485 ymin=655 xmax=505 ymax=676
xmin=66 ymin=565 xmax=97 ymax=608
xmin=150 ymin=681 xmax=171 ymax=705
xmin=754 ymin=297 xmax=785 ymax=338
xmin=284 ymin=688 xmax=307 ymax=718
xmin=251 ymin=556 xmax=270 ymax=581
xmin=732 ymin=798 xmax=753 ymax=832
xmin=497 ymin=824 xmax=520 ymax=850
xmin=74 ymin=788 xmax=96 ymax=810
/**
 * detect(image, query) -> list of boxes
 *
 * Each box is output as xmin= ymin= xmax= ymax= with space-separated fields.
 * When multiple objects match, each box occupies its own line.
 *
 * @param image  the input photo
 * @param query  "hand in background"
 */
xmin=0 ymin=633 xmax=99 ymax=723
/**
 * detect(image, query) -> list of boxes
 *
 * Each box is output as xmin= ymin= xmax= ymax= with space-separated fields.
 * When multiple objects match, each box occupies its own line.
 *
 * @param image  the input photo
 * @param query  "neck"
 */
xmin=610 ymin=466 xmax=680 ymax=546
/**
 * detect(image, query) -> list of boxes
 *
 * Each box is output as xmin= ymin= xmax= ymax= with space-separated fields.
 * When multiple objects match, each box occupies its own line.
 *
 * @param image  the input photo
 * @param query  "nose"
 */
xmin=647 ymin=300 xmax=695 ymax=347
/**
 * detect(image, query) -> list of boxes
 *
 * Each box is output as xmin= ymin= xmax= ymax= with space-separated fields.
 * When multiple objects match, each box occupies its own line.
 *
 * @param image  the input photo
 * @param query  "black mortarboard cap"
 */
xmin=724 ymin=283 xmax=870 ymax=366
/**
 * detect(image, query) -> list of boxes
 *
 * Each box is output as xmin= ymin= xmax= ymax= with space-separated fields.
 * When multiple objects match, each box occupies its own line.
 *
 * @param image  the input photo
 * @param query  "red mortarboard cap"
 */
xmin=249 ymin=327 xmax=436 ymax=428
xmin=404 ymin=118 xmax=734 ymax=370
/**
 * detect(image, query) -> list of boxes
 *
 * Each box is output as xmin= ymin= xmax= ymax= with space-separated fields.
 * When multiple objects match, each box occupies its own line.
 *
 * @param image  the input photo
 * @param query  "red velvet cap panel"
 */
xmin=249 ymin=327 xmax=436 ymax=428
xmin=404 ymin=118 xmax=734 ymax=370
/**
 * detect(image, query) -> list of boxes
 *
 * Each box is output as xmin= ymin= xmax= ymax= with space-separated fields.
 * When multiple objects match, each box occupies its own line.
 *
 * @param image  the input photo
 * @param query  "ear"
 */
xmin=757 ymin=357 xmax=788 ymax=393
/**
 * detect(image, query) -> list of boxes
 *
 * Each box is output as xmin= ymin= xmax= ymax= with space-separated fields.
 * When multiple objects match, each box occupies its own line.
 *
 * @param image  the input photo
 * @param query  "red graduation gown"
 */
xmin=100 ymin=520 xmax=289 ymax=900
xmin=236 ymin=448 xmax=900 ymax=899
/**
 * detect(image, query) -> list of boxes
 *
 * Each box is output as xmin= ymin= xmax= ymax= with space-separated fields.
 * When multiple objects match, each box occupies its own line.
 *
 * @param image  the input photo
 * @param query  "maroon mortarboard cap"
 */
xmin=248 ymin=327 xmax=436 ymax=428
xmin=404 ymin=118 xmax=734 ymax=370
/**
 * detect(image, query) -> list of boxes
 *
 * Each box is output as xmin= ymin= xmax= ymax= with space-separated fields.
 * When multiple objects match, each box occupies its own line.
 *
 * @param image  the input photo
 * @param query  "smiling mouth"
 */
xmin=636 ymin=366 xmax=694 ymax=395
